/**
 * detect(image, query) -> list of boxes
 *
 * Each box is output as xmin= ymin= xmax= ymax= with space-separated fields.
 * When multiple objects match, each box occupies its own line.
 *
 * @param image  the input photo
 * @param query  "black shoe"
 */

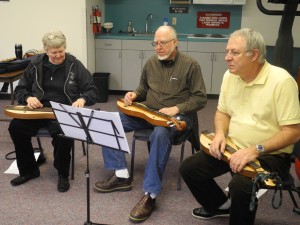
xmin=10 ymin=170 xmax=40 ymax=186
xmin=57 ymin=175 xmax=70 ymax=192
xmin=94 ymin=174 xmax=132 ymax=193
xmin=192 ymin=207 xmax=230 ymax=220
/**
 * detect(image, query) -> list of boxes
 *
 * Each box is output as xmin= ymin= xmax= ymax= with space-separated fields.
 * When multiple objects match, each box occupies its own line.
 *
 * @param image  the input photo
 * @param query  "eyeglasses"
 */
xmin=151 ymin=39 xmax=174 ymax=47
xmin=225 ymin=50 xmax=251 ymax=57
xmin=47 ymin=34 xmax=65 ymax=40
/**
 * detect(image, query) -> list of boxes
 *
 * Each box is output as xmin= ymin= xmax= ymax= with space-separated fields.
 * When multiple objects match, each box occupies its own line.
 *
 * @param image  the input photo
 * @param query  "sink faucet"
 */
xmin=145 ymin=13 xmax=153 ymax=34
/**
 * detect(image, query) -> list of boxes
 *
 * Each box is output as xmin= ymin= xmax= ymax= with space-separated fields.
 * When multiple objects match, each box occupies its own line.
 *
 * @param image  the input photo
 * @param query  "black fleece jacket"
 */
xmin=14 ymin=53 xmax=98 ymax=106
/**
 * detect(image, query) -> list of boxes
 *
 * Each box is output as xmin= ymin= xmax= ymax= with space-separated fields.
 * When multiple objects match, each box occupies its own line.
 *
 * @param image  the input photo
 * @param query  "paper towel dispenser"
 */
xmin=193 ymin=0 xmax=246 ymax=4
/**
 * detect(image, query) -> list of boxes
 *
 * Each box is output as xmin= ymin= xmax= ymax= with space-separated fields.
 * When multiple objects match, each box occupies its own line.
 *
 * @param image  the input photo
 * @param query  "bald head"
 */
xmin=153 ymin=26 xmax=178 ymax=61
xmin=155 ymin=26 xmax=177 ymax=40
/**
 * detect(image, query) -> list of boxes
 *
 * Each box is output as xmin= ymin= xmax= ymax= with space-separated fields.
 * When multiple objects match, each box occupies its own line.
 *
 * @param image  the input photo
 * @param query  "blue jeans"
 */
xmin=101 ymin=112 xmax=193 ymax=195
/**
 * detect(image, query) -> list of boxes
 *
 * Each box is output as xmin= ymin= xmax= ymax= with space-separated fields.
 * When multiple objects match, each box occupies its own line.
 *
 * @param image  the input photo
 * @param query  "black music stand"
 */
xmin=50 ymin=101 xmax=130 ymax=225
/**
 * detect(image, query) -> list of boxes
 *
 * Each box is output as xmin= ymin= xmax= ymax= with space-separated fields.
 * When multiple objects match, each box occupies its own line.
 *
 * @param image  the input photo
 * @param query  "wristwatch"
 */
xmin=256 ymin=144 xmax=265 ymax=154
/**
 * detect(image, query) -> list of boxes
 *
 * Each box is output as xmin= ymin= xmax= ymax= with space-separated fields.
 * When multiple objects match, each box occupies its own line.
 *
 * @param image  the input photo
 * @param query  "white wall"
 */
xmin=0 ymin=0 xmax=100 ymax=69
xmin=241 ymin=1 xmax=300 ymax=47
xmin=86 ymin=0 xmax=105 ymax=74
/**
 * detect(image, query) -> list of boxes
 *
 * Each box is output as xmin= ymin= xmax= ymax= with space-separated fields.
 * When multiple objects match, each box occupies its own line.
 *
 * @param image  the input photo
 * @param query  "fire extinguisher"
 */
xmin=93 ymin=6 xmax=101 ymax=34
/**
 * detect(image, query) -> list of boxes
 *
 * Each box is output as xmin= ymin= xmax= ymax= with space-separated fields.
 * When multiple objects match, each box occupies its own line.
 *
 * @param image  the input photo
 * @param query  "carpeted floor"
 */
xmin=0 ymin=95 xmax=299 ymax=225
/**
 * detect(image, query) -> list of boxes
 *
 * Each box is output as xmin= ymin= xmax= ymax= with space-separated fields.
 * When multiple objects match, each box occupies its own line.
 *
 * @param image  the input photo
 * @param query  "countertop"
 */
xmin=95 ymin=32 xmax=229 ymax=43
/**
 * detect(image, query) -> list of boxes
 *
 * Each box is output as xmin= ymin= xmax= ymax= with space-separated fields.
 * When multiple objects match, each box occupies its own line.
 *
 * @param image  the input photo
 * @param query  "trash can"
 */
xmin=93 ymin=72 xmax=110 ymax=103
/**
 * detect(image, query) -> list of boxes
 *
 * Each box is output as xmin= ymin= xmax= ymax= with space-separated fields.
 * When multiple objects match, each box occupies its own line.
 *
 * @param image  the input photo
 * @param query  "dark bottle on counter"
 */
xmin=15 ymin=44 xmax=23 ymax=59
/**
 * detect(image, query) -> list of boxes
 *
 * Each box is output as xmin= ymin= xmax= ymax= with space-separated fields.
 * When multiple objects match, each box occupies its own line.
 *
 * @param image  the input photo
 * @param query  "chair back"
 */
xmin=172 ymin=112 xmax=200 ymax=149
xmin=293 ymin=139 xmax=300 ymax=180
xmin=187 ymin=112 xmax=200 ymax=151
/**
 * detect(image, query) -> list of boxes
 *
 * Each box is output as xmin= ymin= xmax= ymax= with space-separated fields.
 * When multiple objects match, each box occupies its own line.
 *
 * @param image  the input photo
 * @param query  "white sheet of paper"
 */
xmin=4 ymin=152 xmax=40 ymax=175
xmin=50 ymin=101 xmax=130 ymax=153
xmin=224 ymin=186 xmax=268 ymax=199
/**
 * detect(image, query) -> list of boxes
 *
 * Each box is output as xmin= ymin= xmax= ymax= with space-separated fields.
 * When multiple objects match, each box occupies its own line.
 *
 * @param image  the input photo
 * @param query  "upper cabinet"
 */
xmin=193 ymin=0 xmax=246 ymax=4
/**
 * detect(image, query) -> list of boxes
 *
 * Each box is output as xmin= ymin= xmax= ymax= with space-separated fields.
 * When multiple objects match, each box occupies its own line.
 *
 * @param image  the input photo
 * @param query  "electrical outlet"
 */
xmin=172 ymin=17 xmax=177 ymax=25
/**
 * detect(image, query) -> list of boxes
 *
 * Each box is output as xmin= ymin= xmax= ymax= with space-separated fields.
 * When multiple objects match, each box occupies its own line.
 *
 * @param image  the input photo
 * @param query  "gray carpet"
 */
xmin=0 ymin=95 xmax=299 ymax=225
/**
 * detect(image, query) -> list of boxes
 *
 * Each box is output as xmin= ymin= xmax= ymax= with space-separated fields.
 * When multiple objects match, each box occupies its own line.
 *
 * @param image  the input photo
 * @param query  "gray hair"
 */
xmin=168 ymin=26 xmax=177 ymax=39
xmin=230 ymin=28 xmax=266 ymax=64
xmin=42 ymin=30 xmax=66 ymax=51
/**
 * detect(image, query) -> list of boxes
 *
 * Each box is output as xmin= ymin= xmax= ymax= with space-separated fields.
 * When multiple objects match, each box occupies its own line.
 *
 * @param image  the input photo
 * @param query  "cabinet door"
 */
xmin=95 ymin=49 xmax=122 ymax=90
xmin=122 ymin=50 xmax=155 ymax=91
xmin=211 ymin=53 xmax=227 ymax=94
xmin=122 ymin=50 xmax=142 ymax=91
xmin=188 ymin=52 xmax=213 ymax=94
xmin=141 ymin=50 xmax=155 ymax=68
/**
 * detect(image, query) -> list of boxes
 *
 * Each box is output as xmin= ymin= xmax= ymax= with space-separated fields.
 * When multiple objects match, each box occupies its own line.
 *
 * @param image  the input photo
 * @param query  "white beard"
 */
xmin=157 ymin=44 xmax=175 ymax=61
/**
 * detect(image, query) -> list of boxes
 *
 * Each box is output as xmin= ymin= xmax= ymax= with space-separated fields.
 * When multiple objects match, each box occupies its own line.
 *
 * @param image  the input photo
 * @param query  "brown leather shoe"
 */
xmin=94 ymin=174 xmax=132 ymax=193
xmin=129 ymin=194 xmax=155 ymax=223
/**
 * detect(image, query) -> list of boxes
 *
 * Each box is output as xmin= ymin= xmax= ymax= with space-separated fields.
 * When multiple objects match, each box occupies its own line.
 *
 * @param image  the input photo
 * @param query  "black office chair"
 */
xmin=5 ymin=127 xmax=86 ymax=180
xmin=130 ymin=112 xmax=200 ymax=190
xmin=34 ymin=127 xmax=77 ymax=180
xmin=249 ymin=142 xmax=300 ymax=215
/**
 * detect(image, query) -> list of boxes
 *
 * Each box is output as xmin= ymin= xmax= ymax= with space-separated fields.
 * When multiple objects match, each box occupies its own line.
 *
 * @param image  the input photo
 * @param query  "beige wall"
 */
xmin=0 ymin=0 xmax=105 ymax=93
xmin=86 ymin=0 xmax=105 ymax=74
xmin=241 ymin=1 xmax=300 ymax=47
xmin=0 ymin=0 xmax=103 ymax=72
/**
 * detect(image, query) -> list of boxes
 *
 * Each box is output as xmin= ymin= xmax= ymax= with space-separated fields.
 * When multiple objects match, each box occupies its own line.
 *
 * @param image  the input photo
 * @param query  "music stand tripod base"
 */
xmin=50 ymin=101 xmax=130 ymax=225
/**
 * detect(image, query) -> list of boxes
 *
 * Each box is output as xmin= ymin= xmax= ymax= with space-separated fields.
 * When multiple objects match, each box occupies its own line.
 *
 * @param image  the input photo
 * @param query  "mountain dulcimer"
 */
xmin=117 ymin=98 xmax=186 ymax=131
xmin=4 ymin=105 xmax=55 ymax=119
xmin=200 ymin=130 xmax=275 ymax=186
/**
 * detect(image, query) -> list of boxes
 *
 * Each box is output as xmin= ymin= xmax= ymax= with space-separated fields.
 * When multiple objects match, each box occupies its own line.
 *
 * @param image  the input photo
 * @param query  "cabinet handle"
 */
xmin=140 ymin=51 xmax=143 ymax=59
xmin=104 ymin=43 xmax=112 ymax=46
xmin=119 ymin=51 xmax=122 ymax=58
xmin=211 ymin=53 xmax=216 ymax=62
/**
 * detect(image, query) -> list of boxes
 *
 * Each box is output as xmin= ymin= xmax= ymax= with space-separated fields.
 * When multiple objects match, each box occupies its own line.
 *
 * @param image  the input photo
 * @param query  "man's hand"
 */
xmin=27 ymin=97 xmax=43 ymax=109
xmin=210 ymin=134 xmax=226 ymax=160
xmin=159 ymin=106 xmax=179 ymax=117
xmin=229 ymin=147 xmax=259 ymax=174
xmin=123 ymin=92 xmax=137 ymax=106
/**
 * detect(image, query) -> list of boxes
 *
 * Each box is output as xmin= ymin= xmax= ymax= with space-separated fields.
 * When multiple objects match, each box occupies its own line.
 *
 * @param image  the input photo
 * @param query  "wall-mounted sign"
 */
xmin=169 ymin=7 xmax=189 ymax=14
xmin=197 ymin=12 xmax=230 ymax=29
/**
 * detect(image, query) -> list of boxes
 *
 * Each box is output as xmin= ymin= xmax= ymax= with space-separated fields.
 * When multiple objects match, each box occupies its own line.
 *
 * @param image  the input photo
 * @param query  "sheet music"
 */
xmin=50 ymin=101 xmax=130 ymax=154
xmin=5 ymin=153 xmax=40 ymax=174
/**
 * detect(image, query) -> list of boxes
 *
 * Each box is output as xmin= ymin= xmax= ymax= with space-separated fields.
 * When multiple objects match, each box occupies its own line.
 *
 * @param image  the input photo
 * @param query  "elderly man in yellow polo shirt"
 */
xmin=180 ymin=28 xmax=300 ymax=225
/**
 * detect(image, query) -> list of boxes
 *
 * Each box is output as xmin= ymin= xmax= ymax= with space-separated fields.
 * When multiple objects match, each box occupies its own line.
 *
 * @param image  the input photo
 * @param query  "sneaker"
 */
xmin=192 ymin=207 xmax=230 ymax=220
xmin=94 ymin=174 xmax=132 ymax=193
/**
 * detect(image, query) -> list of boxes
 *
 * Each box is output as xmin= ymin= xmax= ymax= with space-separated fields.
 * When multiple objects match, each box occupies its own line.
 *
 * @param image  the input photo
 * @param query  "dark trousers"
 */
xmin=179 ymin=150 xmax=291 ymax=225
xmin=8 ymin=119 xmax=73 ymax=177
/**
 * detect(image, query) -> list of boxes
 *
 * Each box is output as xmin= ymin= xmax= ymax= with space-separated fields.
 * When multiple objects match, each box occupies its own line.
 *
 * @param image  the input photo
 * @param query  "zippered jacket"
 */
xmin=15 ymin=53 xmax=98 ymax=106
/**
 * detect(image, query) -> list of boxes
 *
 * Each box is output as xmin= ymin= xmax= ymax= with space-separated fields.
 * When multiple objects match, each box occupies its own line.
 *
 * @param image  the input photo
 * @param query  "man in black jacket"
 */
xmin=8 ymin=30 xmax=98 ymax=192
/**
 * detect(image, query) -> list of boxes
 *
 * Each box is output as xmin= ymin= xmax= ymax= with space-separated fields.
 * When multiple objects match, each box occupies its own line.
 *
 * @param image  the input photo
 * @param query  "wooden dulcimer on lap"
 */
xmin=117 ymin=98 xmax=186 ymax=131
xmin=4 ymin=105 xmax=55 ymax=119
xmin=200 ymin=130 xmax=275 ymax=186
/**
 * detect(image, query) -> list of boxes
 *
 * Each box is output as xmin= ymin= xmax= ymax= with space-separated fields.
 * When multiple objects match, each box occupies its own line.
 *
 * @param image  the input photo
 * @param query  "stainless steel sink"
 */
xmin=131 ymin=33 xmax=154 ymax=37
xmin=187 ymin=34 xmax=229 ymax=39
xmin=130 ymin=33 xmax=229 ymax=39
xmin=187 ymin=34 xmax=208 ymax=38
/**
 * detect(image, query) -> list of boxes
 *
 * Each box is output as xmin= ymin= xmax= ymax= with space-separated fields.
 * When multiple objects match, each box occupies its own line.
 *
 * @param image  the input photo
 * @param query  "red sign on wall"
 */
xmin=197 ymin=12 xmax=230 ymax=29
